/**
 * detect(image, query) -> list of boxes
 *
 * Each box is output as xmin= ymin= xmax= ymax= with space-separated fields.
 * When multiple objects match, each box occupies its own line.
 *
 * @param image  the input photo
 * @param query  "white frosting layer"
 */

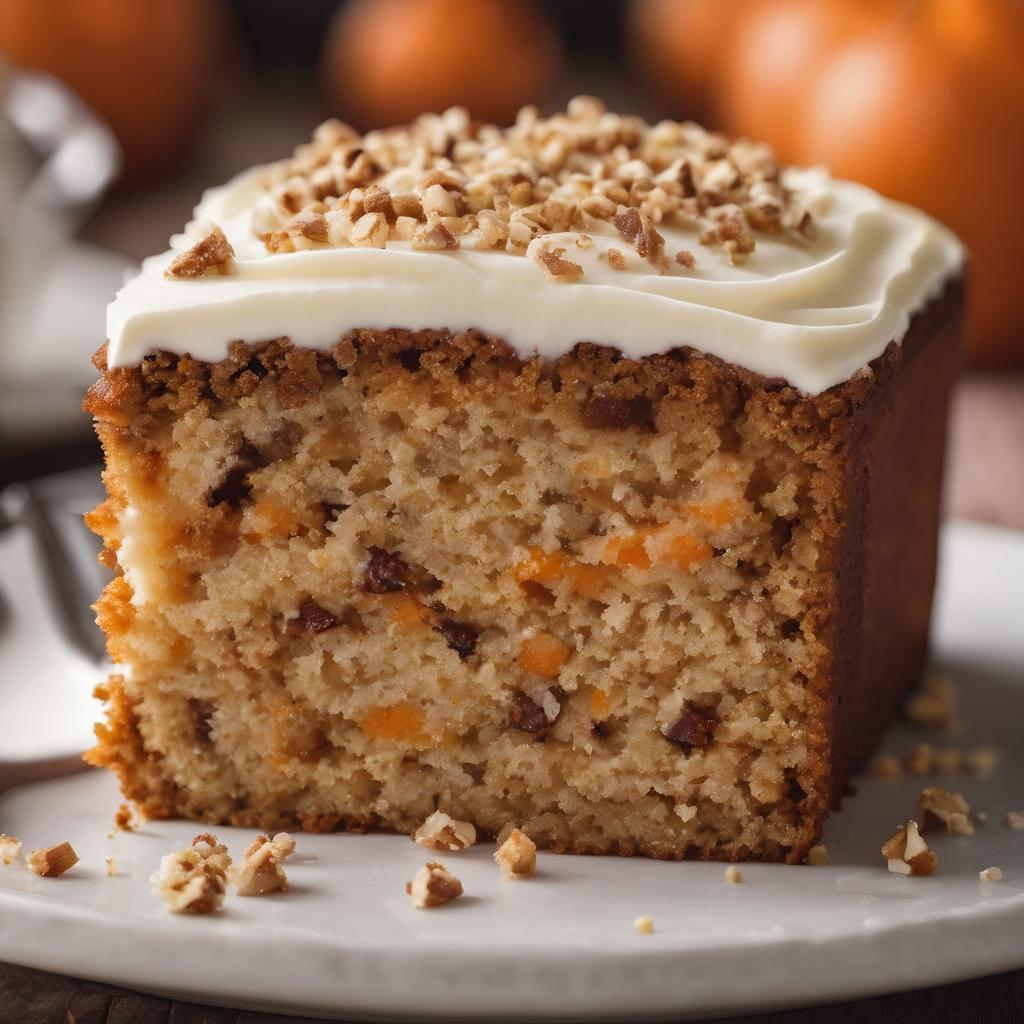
xmin=106 ymin=166 xmax=962 ymax=395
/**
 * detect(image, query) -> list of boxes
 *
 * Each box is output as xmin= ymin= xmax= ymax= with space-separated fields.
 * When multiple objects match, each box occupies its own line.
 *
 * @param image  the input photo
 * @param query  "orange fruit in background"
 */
xmin=0 ymin=0 xmax=225 ymax=185
xmin=717 ymin=0 xmax=1024 ymax=366
xmin=320 ymin=0 xmax=563 ymax=129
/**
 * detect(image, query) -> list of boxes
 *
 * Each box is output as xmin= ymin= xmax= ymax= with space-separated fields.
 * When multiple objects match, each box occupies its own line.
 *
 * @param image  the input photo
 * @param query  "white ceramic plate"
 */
xmin=1 ymin=520 xmax=1023 ymax=1022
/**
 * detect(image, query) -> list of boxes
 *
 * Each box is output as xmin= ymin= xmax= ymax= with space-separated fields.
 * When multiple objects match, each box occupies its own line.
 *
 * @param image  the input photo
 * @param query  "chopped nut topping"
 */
xmin=675 ymin=249 xmax=696 ymax=269
xmin=919 ymin=787 xmax=974 ymax=836
xmin=232 ymin=832 xmax=296 ymax=896
xmin=414 ymin=811 xmax=477 ymax=852
xmin=0 ymin=834 xmax=22 ymax=866
xmin=662 ymin=701 xmax=718 ymax=754
xmin=882 ymin=820 xmax=938 ymax=876
xmin=807 ymin=844 xmax=829 ymax=866
xmin=869 ymin=754 xmax=904 ymax=779
xmin=165 ymin=224 xmax=235 ymax=279
xmin=411 ymin=220 xmax=459 ymax=252
xmin=105 ymin=856 xmax=118 ymax=877
xmin=406 ymin=860 xmax=463 ymax=908
xmin=534 ymin=246 xmax=583 ymax=282
xmin=633 ymin=915 xmax=654 ymax=934
xmin=979 ymin=866 xmax=1003 ymax=882
xmin=155 ymin=833 xmax=231 ymax=914
xmin=699 ymin=216 xmax=756 ymax=264
xmin=904 ymin=672 xmax=958 ymax=731
xmin=724 ymin=865 xmax=743 ymax=884
xmin=26 ymin=842 xmax=79 ymax=878
xmin=494 ymin=827 xmax=537 ymax=878
xmin=1006 ymin=811 xmax=1024 ymax=830
xmin=605 ymin=247 xmax=627 ymax=270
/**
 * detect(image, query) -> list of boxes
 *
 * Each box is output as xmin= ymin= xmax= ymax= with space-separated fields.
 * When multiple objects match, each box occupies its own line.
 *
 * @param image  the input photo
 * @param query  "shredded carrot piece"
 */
xmin=360 ymin=703 xmax=427 ymax=743
xmin=590 ymin=689 xmax=612 ymax=718
xmin=518 ymin=631 xmax=572 ymax=678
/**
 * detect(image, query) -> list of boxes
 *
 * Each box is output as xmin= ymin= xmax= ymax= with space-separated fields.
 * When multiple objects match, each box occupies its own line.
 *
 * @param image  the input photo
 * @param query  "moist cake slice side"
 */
xmin=84 ymin=100 xmax=963 ymax=862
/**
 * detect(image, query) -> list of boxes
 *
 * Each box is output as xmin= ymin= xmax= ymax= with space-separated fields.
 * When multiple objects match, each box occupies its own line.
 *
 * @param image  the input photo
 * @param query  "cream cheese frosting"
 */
xmin=106 ymin=120 xmax=962 ymax=396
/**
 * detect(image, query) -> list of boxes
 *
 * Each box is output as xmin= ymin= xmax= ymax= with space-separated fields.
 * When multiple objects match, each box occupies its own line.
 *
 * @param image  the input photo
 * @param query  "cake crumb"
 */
xmin=869 ymin=754 xmax=903 ymax=779
xmin=232 ymin=832 xmax=296 ymax=896
xmin=633 ymin=915 xmax=654 ymax=934
xmin=0 ymin=834 xmax=22 ymax=866
xmin=976 ymin=811 xmax=989 ymax=824
xmin=105 ymin=856 xmax=118 ymax=877
xmin=26 ymin=842 xmax=79 ymax=878
xmin=903 ymin=671 xmax=957 ymax=731
xmin=494 ymin=827 xmax=537 ymax=878
xmin=414 ymin=811 xmax=477 ymax=852
xmin=963 ymin=746 xmax=1001 ymax=778
xmin=113 ymin=802 xmax=139 ymax=834
xmin=807 ymin=844 xmax=829 ymax=866
xmin=724 ymin=865 xmax=743 ymax=884
xmin=979 ymin=866 xmax=1003 ymax=882
xmin=882 ymin=820 xmax=938 ymax=876
xmin=406 ymin=861 xmax=463 ymax=908
xmin=1006 ymin=811 xmax=1024 ymax=830
xmin=905 ymin=743 xmax=934 ymax=775
xmin=155 ymin=833 xmax=231 ymax=914
xmin=919 ymin=787 xmax=974 ymax=836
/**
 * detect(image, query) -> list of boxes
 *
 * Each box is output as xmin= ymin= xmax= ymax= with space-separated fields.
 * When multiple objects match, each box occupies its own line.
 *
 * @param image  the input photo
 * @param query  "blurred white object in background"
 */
xmin=0 ymin=58 xmax=131 ymax=442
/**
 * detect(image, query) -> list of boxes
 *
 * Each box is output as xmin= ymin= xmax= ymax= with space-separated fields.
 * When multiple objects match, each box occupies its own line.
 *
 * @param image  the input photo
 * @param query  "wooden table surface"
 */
xmin=3 ymin=79 xmax=1023 ymax=1024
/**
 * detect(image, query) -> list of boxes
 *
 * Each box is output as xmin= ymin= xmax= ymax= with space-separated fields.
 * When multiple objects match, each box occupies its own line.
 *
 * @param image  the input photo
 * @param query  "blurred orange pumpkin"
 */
xmin=627 ymin=0 xmax=753 ymax=123
xmin=717 ymin=0 xmax=1024 ymax=366
xmin=320 ymin=0 xmax=563 ymax=129
xmin=0 ymin=0 xmax=224 ymax=185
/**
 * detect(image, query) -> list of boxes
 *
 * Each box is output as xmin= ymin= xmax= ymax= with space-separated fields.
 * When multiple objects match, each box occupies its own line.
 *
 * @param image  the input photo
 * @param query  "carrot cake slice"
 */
xmin=84 ymin=98 xmax=963 ymax=862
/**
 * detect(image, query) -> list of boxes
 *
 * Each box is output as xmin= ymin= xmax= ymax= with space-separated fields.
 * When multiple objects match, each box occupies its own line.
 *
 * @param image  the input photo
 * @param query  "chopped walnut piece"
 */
xmin=979 ymin=866 xmax=1003 ymax=882
xmin=1006 ymin=811 xmax=1024 ymax=830
xmin=724 ymin=865 xmax=743 ymax=884
xmin=406 ymin=860 xmax=463 ymax=908
xmin=633 ymin=915 xmax=654 ymax=934
xmin=165 ymin=225 xmax=235 ymax=279
xmin=155 ymin=833 xmax=231 ymax=914
xmin=904 ymin=672 xmax=958 ymax=731
xmin=807 ymin=844 xmax=829 ymax=866
xmin=494 ymin=827 xmax=537 ymax=878
xmin=414 ymin=811 xmax=477 ymax=852
xmin=351 ymin=211 xmax=389 ymax=249
xmin=675 ymin=249 xmax=696 ymax=269
xmin=232 ymin=832 xmax=296 ymax=896
xmin=662 ymin=701 xmax=718 ymax=754
xmin=869 ymin=754 xmax=904 ymax=779
xmin=882 ymin=820 xmax=938 ymax=876
xmin=534 ymin=246 xmax=583 ymax=282
xmin=919 ymin=787 xmax=974 ymax=836
xmin=411 ymin=220 xmax=459 ymax=251
xmin=613 ymin=205 xmax=665 ymax=265
xmin=699 ymin=216 xmax=756 ymax=264
xmin=26 ymin=842 xmax=79 ymax=878
xmin=605 ymin=247 xmax=627 ymax=270
xmin=0 ymin=834 xmax=22 ymax=866
xmin=105 ymin=856 xmax=118 ymax=878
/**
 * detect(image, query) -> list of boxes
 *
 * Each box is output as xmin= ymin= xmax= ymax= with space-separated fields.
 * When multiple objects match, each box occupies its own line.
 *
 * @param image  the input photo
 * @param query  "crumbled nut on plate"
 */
xmin=807 ymin=844 xmax=829 ymax=866
xmin=154 ymin=833 xmax=231 ymax=914
xmin=869 ymin=754 xmax=903 ymax=779
xmin=414 ymin=810 xmax=477 ymax=852
xmin=26 ymin=842 xmax=79 ymax=878
xmin=905 ymin=743 xmax=934 ymax=775
xmin=903 ymin=671 xmax=958 ymax=731
xmin=406 ymin=861 xmax=463 ymax=908
xmin=0 ymin=834 xmax=22 ymax=866
xmin=494 ymin=826 xmax=537 ymax=878
xmin=633 ymin=915 xmax=654 ymax=934
xmin=1007 ymin=811 xmax=1024 ymax=830
xmin=105 ymin=856 xmax=118 ymax=877
xmin=978 ymin=866 xmax=1003 ymax=882
xmin=724 ymin=865 xmax=743 ymax=884
xmin=882 ymin=820 xmax=938 ymax=876
xmin=232 ymin=832 xmax=296 ymax=896
xmin=919 ymin=787 xmax=975 ymax=836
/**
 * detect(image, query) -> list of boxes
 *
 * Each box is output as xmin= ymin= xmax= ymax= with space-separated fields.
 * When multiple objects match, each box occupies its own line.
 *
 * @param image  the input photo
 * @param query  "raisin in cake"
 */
xmin=84 ymin=98 xmax=963 ymax=863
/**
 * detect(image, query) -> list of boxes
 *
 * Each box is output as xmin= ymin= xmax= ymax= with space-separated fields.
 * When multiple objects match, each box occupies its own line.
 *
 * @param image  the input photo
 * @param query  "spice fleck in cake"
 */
xmin=85 ymin=99 xmax=962 ymax=862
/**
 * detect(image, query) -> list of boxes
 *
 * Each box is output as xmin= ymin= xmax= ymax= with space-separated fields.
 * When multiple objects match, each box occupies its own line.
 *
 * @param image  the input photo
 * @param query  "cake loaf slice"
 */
xmin=84 ymin=100 xmax=962 ymax=862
